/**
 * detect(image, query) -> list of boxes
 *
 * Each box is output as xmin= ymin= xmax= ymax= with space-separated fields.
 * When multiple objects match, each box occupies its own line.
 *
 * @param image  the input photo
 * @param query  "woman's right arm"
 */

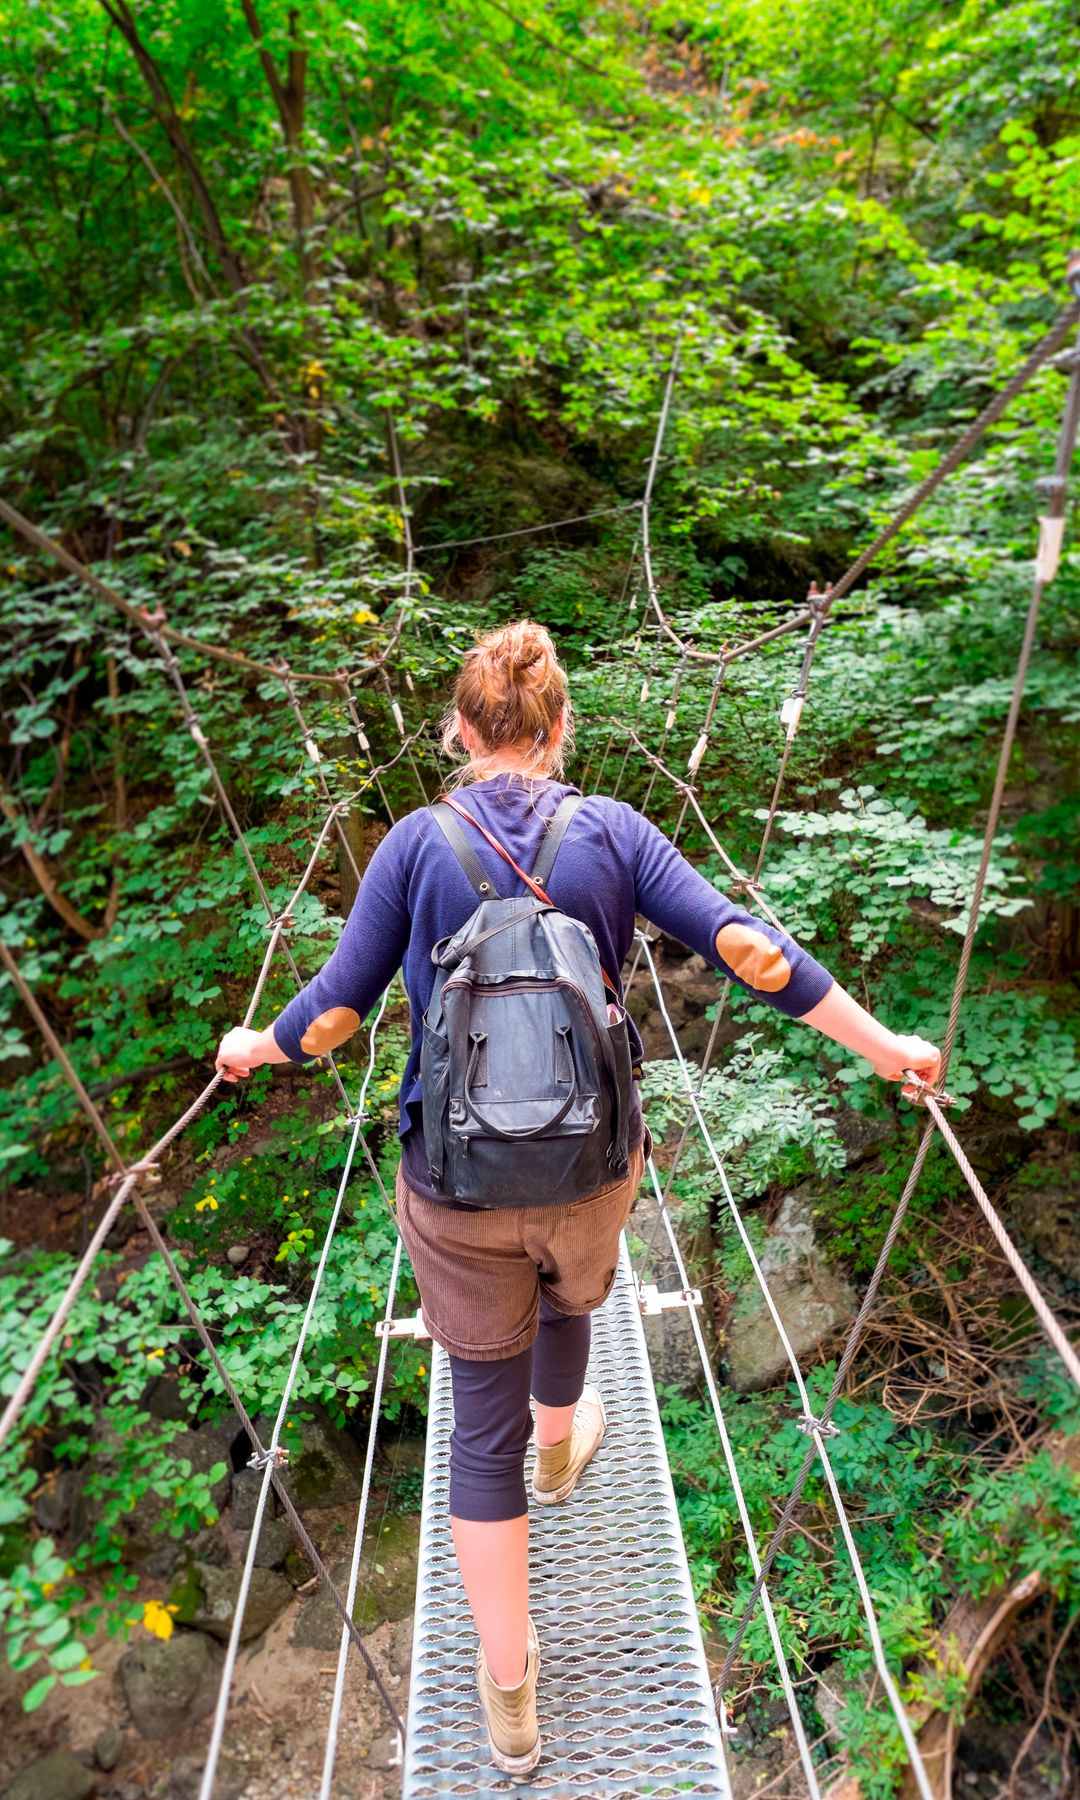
xmin=214 ymin=818 xmax=413 ymax=1082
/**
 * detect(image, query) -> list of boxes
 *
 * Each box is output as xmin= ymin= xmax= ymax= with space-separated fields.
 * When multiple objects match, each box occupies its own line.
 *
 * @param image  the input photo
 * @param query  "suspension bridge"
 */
xmin=1 ymin=257 xmax=1079 ymax=1800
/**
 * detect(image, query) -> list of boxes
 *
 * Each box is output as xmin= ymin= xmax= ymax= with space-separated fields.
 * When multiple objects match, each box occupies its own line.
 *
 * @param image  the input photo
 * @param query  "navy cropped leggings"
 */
xmin=447 ymin=1298 xmax=591 ymax=1522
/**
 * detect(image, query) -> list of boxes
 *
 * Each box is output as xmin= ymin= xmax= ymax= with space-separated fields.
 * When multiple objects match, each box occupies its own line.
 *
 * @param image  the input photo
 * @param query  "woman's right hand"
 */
xmin=215 ymin=1026 xmax=268 ymax=1083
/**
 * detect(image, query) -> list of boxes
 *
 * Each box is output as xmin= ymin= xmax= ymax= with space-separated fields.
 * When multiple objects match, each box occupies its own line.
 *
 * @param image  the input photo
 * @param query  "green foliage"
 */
xmin=2 ymin=0 xmax=1079 ymax=1774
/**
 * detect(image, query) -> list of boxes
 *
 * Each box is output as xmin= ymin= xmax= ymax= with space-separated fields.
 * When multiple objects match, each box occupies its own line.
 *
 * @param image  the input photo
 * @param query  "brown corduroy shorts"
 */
xmin=394 ymin=1133 xmax=650 ymax=1362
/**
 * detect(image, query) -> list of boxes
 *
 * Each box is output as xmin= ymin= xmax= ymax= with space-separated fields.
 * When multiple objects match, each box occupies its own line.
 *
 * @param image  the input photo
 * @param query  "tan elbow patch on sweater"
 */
xmin=300 ymin=1006 xmax=361 ymax=1054
xmin=715 ymin=923 xmax=791 ymax=992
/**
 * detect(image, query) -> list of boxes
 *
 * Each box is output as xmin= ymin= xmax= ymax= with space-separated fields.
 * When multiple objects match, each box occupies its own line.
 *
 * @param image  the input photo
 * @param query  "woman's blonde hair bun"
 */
xmin=443 ymin=618 xmax=573 ymax=781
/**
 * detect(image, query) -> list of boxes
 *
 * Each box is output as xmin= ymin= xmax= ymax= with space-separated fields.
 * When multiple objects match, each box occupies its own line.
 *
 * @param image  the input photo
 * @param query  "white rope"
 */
xmin=198 ymin=988 xmax=392 ymax=1799
xmin=319 ymin=1235 xmax=405 ymax=1796
xmin=645 ymin=1158 xmax=823 ymax=1796
xmin=635 ymin=933 xmax=934 ymax=1798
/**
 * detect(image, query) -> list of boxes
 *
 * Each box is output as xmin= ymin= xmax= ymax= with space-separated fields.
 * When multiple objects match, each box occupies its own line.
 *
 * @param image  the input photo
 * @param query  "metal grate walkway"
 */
xmin=402 ymin=1240 xmax=732 ymax=1798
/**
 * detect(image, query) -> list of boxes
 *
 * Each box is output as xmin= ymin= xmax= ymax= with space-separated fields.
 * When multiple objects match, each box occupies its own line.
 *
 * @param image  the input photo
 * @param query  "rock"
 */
xmin=289 ymin=1559 xmax=357 ymax=1652
xmin=33 ymin=1468 xmax=80 ymax=1535
xmin=94 ymin=1726 xmax=125 ymax=1772
xmin=813 ymin=1658 xmax=850 ymax=1741
xmin=252 ymin=1404 xmax=367 ymax=1510
xmin=119 ymin=1629 xmax=224 ymax=1739
xmin=188 ymin=1523 xmax=231 ymax=1568
xmin=724 ymin=1189 xmax=859 ymax=1392
xmin=226 ymin=1244 xmax=250 ymax=1267
xmin=389 ymin=1614 xmax=414 ymax=1677
xmin=283 ymin=1547 xmax=313 ymax=1585
xmin=364 ymin=1731 xmax=403 ymax=1772
xmin=228 ymin=1467 xmax=265 ymax=1531
xmin=7 ymin=1749 xmax=98 ymax=1799
xmin=290 ymin=1513 xmax=420 ymax=1652
xmin=169 ymin=1561 xmax=292 ymax=1642
xmin=832 ymin=1100 xmax=894 ymax=1167
xmin=1008 ymin=1176 xmax=1080 ymax=1283
xmin=168 ymin=1753 xmax=248 ymax=1799
xmin=235 ymin=1517 xmax=293 ymax=1569
xmin=142 ymin=1374 xmax=193 ymax=1423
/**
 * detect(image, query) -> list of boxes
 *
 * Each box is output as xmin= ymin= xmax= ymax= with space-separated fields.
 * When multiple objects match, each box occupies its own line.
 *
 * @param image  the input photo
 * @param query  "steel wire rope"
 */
xmin=320 ymin=1233 xmax=406 ymax=1796
xmin=642 ymin=1157 xmax=824 ymax=1796
xmin=414 ymin=500 xmax=643 ymax=555
xmin=713 ymin=290 xmax=1080 ymax=1707
xmin=637 ymin=931 xmax=936 ymax=1796
xmin=197 ymin=987 xmax=394 ymax=1798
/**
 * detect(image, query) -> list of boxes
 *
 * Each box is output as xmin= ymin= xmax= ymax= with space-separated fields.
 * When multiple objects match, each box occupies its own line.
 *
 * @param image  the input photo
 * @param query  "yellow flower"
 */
xmin=418 ymin=1364 xmax=427 ymax=1377
xmin=142 ymin=1599 xmax=178 ymax=1641
xmin=195 ymin=1196 xmax=218 ymax=1213
xmin=146 ymin=1347 xmax=165 ymax=1359
xmin=302 ymin=1189 xmax=310 ymax=1197
xmin=79 ymin=1657 xmax=92 ymax=1672
xmin=352 ymin=609 xmax=378 ymax=626
xmin=41 ymin=1582 xmax=56 ymax=1597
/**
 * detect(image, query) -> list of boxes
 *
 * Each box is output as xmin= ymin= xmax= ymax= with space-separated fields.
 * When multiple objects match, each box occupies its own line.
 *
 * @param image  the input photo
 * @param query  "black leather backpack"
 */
xmin=419 ymin=793 xmax=633 ymax=1207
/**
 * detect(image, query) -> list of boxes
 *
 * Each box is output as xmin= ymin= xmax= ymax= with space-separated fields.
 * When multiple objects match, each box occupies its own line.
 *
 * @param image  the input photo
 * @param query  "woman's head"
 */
xmin=443 ymin=619 xmax=573 ymax=782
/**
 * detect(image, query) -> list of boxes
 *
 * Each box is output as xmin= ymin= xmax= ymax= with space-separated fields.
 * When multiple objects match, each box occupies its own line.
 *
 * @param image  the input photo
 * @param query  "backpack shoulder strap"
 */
xmin=532 ymin=793 xmax=585 ymax=888
xmin=429 ymin=803 xmax=502 ymax=899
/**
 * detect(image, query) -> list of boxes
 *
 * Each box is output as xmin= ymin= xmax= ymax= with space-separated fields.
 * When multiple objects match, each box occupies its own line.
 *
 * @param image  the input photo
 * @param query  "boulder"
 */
xmin=169 ymin=1560 xmax=292 ymax=1642
xmin=119 ymin=1629 xmax=224 ymax=1739
xmin=7 ymin=1752 xmax=97 ymax=1800
xmin=251 ymin=1404 xmax=367 ymax=1510
xmin=235 ymin=1517 xmax=293 ymax=1569
xmin=724 ymin=1189 xmax=858 ymax=1392
xmin=290 ymin=1513 xmax=419 ymax=1651
xmin=1008 ymin=1177 xmax=1080 ymax=1284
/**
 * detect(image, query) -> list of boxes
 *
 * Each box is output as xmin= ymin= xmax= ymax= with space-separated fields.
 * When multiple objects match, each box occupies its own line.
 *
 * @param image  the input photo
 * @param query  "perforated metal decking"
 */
xmin=402 ymin=1241 xmax=732 ymax=1798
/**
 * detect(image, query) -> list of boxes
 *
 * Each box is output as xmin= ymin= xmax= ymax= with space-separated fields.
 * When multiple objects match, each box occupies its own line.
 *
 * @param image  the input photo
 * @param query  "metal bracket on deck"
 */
xmin=376 ymin=1312 xmax=432 ymax=1341
xmin=637 ymin=1282 xmax=703 ymax=1317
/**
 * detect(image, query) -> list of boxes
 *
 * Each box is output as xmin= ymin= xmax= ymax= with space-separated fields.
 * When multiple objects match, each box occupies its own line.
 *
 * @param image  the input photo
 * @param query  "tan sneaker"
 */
xmin=476 ymin=1615 xmax=541 ymax=1777
xmin=531 ymin=1383 xmax=606 ymax=1504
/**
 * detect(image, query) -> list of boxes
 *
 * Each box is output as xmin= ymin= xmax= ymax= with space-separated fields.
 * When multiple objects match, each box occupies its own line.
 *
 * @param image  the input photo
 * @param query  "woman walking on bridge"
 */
xmin=215 ymin=619 xmax=939 ymax=1778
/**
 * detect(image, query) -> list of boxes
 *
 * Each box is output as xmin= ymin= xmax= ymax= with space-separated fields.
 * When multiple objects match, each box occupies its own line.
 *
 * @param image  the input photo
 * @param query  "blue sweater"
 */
xmin=271 ymin=774 xmax=834 ymax=1199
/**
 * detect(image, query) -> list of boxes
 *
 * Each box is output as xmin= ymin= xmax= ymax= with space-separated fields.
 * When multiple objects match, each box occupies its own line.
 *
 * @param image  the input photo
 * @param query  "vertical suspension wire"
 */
xmin=636 ymin=933 xmax=935 ymax=1798
xmin=198 ymin=988 xmax=393 ymax=1800
xmin=320 ymin=1235 xmax=406 ymax=1795
xmin=644 ymin=1158 xmax=824 ymax=1798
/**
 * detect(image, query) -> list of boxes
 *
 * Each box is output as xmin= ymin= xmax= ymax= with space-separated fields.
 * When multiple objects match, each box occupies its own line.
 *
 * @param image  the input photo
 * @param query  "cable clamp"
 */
xmin=638 ymin=1282 xmax=703 ymax=1317
xmin=105 ymin=1161 xmax=161 ymax=1190
xmin=901 ymin=1069 xmax=956 ymax=1108
xmin=376 ymin=1312 xmax=432 ymax=1341
xmin=139 ymin=605 xmax=168 ymax=629
xmin=264 ymin=912 xmax=296 ymax=933
xmin=795 ymin=1412 xmax=840 ymax=1440
xmin=806 ymin=579 xmax=832 ymax=617
xmin=247 ymin=1444 xmax=290 ymax=1471
xmin=729 ymin=874 xmax=766 ymax=900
